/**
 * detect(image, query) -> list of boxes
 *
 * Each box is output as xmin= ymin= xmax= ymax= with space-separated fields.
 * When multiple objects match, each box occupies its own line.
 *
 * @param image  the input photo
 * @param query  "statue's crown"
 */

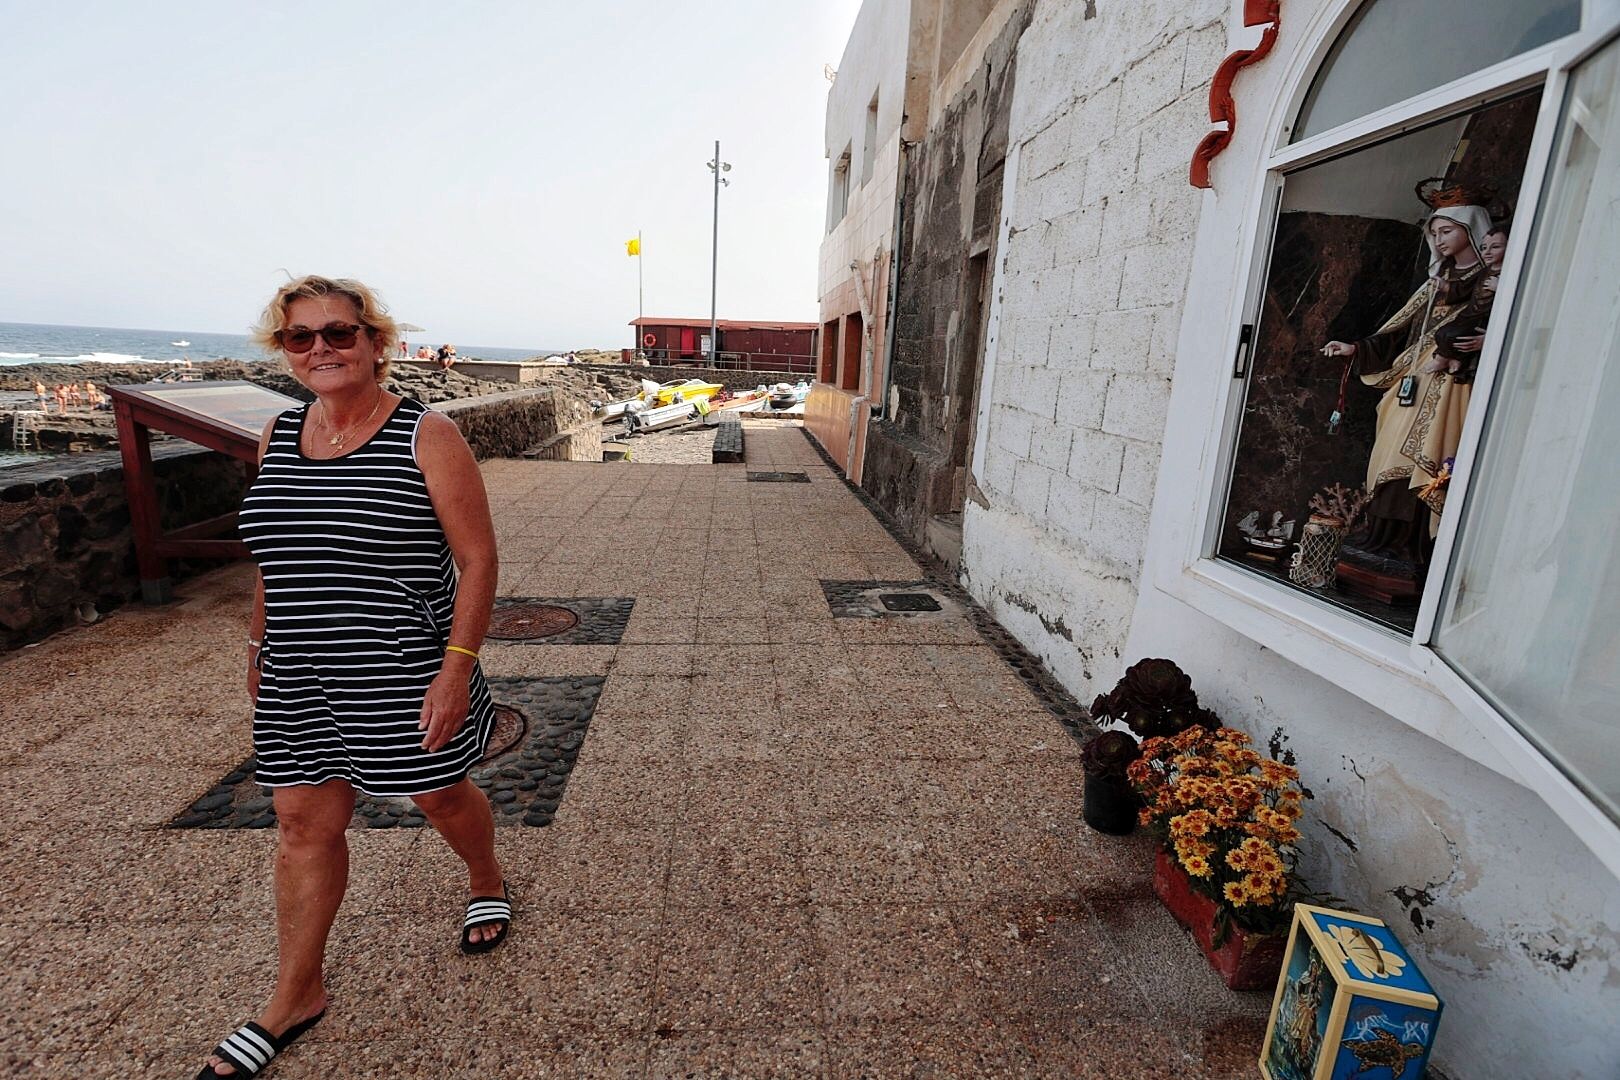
xmin=1414 ymin=176 xmax=1497 ymax=211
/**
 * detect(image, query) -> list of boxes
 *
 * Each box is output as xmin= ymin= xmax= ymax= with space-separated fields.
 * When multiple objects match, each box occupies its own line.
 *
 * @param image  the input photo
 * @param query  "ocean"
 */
xmin=0 ymin=321 xmax=561 ymax=366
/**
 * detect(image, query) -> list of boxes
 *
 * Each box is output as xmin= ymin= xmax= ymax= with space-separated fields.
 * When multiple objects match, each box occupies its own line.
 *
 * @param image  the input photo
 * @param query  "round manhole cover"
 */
xmin=487 ymin=602 xmax=580 ymax=640
xmin=480 ymin=705 xmax=527 ymax=763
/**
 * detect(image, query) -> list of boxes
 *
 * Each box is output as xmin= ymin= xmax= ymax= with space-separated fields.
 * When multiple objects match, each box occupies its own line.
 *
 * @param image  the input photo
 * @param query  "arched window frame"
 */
xmin=1156 ymin=0 xmax=1620 ymax=877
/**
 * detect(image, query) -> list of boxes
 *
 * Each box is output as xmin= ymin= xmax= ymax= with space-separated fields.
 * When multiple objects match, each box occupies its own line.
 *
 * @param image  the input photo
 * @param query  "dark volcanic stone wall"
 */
xmin=438 ymin=386 xmax=602 ymax=461
xmin=574 ymin=363 xmax=800 ymax=392
xmin=0 ymin=446 xmax=252 ymax=651
xmin=863 ymin=3 xmax=1034 ymax=544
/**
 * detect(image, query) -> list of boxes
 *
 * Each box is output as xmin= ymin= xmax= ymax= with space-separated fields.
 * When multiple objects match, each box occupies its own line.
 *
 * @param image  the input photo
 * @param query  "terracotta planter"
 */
xmin=1152 ymin=849 xmax=1286 ymax=990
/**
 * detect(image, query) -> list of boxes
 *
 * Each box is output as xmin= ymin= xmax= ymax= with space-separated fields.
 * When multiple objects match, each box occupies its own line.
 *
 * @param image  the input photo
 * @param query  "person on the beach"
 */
xmin=33 ymin=381 xmax=47 ymax=409
xmin=416 ymin=344 xmax=433 ymax=359
xmin=435 ymin=343 xmax=458 ymax=369
xmin=196 ymin=275 xmax=508 ymax=1079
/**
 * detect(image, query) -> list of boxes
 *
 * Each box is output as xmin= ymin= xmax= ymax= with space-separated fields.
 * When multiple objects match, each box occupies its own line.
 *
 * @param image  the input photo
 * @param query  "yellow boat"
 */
xmin=645 ymin=379 xmax=724 ymax=406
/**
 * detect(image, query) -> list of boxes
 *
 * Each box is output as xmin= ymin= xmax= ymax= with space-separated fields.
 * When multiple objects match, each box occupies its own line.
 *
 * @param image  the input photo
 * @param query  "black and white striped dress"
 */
xmin=238 ymin=396 xmax=495 ymax=797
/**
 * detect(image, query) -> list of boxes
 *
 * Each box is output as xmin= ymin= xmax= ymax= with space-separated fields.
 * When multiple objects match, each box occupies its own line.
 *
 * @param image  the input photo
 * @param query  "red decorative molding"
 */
xmin=1189 ymin=0 xmax=1282 ymax=190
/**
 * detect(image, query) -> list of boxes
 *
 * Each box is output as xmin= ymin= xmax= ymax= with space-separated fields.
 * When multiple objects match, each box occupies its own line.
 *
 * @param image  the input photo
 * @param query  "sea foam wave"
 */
xmin=0 ymin=351 xmax=156 ymax=366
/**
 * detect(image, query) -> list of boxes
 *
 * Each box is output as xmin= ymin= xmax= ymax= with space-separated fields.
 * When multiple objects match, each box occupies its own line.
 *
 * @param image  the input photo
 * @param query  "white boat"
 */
xmin=623 ymin=397 xmax=700 ymax=434
xmin=170 ymin=339 xmax=191 ymax=347
xmin=594 ymin=378 xmax=724 ymax=421
xmin=767 ymin=381 xmax=810 ymax=410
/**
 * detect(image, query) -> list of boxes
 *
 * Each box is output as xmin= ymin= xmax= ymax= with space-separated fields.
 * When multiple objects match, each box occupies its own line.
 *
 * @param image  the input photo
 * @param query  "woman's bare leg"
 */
xmin=203 ymin=779 xmax=353 ymax=1077
xmin=411 ymin=778 xmax=504 ymax=944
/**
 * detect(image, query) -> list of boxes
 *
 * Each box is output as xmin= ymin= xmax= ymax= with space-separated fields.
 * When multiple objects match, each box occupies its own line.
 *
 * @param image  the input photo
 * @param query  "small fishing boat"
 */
xmin=594 ymin=378 xmax=723 ymax=420
xmin=767 ymin=381 xmax=810 ymax=410
xmin=623 ymin=397 xmax=700 ymax=434
xmin=708 ymin=388 xmax=771 ymax=412
xmin=170 ymin=340 xmax=191 ymax=347
xmin=647 ymin=379 xmax=724 ymax=407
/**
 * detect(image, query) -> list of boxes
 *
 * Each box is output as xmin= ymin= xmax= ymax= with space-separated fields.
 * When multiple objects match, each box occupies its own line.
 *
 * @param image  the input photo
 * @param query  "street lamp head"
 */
xmin=721 ymin=162 xmax=731 ymax=172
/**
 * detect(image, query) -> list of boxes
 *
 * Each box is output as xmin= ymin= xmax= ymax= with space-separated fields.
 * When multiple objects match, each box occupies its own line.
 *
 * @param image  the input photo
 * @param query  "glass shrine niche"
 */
xmin=1218 ymin=91 xmax=1542 ymax=633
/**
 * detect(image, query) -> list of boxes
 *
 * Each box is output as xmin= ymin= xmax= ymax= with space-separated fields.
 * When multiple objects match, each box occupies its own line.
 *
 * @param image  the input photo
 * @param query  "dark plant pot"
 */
xmin=1152 ymin=850 xmax=1287 ymax=990
xmin=1082 ymin=770 xmax=1139 ymax=835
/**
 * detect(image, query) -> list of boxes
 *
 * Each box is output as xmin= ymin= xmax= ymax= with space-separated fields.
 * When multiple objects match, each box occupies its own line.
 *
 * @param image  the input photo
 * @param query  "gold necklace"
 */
xmin=318 ymin=390 xmax=384 ymax=448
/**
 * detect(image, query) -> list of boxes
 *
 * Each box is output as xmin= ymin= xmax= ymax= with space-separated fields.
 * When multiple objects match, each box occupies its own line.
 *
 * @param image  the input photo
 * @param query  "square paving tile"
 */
xmin=811 ymin=903 xmax=987 ymax=1025
xmin=666 ymin=817 xmax=807 ymax=907
xmin=652 ymin=906 xmax=823 ymax=1032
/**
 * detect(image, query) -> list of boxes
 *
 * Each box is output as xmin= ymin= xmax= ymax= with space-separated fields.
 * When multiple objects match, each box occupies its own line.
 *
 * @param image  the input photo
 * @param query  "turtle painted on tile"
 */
xmin=1344 ymin=1029 xmax=1426 ymax=1077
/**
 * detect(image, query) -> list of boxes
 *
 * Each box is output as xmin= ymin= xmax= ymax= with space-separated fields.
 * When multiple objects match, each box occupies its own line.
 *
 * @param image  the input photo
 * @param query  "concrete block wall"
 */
xmin=963 ymin=0 xmax=1225 ymax=698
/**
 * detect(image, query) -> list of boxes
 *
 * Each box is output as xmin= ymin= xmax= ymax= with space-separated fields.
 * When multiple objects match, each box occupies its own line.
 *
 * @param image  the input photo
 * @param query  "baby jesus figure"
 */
xmin=1427 ymin=224 xmax=1508 ymax=384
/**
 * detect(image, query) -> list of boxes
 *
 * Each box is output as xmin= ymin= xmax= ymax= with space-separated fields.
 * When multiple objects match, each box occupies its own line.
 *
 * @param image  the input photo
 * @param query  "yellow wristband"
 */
xmin=445 ymin=645 xmax=480 ymax=661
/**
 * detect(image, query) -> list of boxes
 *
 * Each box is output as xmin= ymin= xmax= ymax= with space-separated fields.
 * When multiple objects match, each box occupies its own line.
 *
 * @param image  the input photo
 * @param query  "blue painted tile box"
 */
xmin=1260 ymin=903 xmax=1442 ymax=1080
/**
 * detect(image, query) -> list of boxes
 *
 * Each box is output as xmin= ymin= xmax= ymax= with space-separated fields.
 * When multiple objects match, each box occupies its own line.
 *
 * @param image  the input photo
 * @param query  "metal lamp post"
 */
xmin=706 ymin=141 xmax=731 ymax=363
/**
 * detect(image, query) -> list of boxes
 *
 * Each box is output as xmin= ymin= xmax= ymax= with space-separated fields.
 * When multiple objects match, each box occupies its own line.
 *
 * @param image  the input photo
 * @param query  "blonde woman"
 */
xmin=197 ymin=276 xmax=509 ymax=1079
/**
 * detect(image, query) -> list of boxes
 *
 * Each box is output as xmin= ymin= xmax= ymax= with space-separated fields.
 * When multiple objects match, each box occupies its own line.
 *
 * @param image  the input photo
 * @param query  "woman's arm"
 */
xmin=415 ymin=409 xmax=498 ymax=753
xmin=247 ymin=416 xmax=276 ymax=701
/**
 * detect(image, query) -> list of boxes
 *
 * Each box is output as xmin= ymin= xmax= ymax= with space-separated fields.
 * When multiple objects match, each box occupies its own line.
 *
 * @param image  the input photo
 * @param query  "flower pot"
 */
xmin=1152 ymin=849 xmax=1286 ymax=990
xmin=1082 ymin=770 xmax=1138 ymax=835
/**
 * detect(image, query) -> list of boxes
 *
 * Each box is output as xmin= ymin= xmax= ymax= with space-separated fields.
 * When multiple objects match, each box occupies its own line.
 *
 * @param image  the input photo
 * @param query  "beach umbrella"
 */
xmin=397 ymin=322 xmax=426 ymax=333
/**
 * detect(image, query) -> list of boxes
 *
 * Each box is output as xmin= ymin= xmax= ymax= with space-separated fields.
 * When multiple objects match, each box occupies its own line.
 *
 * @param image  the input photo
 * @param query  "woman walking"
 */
xmin=197 ymin=276 xmax=509 ymax=1079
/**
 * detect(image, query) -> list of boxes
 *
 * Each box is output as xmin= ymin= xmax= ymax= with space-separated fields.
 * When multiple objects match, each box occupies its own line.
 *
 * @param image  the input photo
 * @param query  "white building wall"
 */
xmin=819 ymin=0 xmax=912 ymax=306
xmin=968 ymin=1 xmax=1620 ymax=1077
xmin=963 ymin=0 xmax=1227 ymax=693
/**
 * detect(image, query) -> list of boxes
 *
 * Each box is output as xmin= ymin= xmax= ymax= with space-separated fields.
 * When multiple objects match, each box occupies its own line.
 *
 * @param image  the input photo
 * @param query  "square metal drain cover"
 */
xmin=747 ymin=471 xmax=810 ymax=483
xmin=879 ymin=592 xmax=942 ymax=612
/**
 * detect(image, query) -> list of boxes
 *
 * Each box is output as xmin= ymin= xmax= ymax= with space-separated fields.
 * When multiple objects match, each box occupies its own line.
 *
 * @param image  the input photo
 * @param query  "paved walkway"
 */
xmin=0 ymin=424 xmax=1267 ymax=1077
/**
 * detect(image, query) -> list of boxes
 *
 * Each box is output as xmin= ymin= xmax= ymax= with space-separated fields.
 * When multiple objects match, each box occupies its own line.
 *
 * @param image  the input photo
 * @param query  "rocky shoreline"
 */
xmin=2 ymin=356 xmax=641 ymax=455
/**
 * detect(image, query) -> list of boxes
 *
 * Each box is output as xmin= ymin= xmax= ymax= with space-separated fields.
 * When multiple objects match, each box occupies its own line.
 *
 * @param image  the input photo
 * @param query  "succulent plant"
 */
xmin=1089 ymin=658 xmax=1217 ymax=739
xmin=1080 ymin=729 xmax=1141 ymax=777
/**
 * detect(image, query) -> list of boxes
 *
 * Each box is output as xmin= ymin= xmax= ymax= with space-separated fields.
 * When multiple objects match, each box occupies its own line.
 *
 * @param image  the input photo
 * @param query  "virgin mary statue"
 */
xmin=1321 ymin=201 xmax=1495 ymax=562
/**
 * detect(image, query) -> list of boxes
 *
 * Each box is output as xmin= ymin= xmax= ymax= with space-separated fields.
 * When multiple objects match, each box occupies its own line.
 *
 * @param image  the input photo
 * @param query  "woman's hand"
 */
xmin=419 ymin=667 xmax=472 ymax=752
xmin=1321 ymin=341 xmax=1357 ymax=359
xmin=248 ymin=649 xmax=261 ymax=701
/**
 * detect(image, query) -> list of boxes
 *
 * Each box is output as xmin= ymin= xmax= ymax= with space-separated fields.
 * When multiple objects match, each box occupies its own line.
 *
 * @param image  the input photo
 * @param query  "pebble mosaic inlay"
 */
xmin=489 ymin=597 xmax=634 ymax=645
xmin=168 ymin=676 xmax=605 ymax=830
xmin=799 ymin=428 xmax=1092 ymax=740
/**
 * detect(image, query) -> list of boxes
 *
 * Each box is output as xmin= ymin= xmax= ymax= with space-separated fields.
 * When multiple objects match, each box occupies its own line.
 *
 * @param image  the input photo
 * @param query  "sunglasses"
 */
xmin=276 ymin=323 xmax=368 ymax=354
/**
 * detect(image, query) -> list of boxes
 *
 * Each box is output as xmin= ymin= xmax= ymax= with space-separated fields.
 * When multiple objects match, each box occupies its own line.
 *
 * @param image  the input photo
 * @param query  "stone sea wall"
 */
xmin=0 ymin=445 xmax=251 ymax=652
xmin=0 ymin=386 xmax=599 ymax=653
xmin=438 ymin=386 xmax=601 ymax=461
xmin=572 ymin=363 xmax=801 ymax=393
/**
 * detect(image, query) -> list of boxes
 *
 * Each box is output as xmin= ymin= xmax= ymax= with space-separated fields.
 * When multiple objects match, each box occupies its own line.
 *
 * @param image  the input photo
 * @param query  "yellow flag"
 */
xmin=626 ymin=237 xmax=641 ymax=256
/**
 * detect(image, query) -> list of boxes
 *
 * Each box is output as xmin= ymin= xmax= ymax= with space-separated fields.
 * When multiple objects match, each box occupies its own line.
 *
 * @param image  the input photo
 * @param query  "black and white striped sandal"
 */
xmin=195 ymin=1009 xmax=324 ymax=1079
xmin=460 ymin=884 xmax=513 ymax=955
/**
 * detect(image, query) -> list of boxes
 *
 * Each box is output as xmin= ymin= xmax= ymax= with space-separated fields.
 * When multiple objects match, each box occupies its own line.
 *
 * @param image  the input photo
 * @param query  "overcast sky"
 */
xmin=0 ymin=0 xmax=863 ymax=350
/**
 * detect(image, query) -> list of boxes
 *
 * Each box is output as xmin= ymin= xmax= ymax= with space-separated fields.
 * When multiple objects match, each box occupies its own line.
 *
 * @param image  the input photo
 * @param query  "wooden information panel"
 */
xmin=106 ymin=380 xmax=302 ymax=602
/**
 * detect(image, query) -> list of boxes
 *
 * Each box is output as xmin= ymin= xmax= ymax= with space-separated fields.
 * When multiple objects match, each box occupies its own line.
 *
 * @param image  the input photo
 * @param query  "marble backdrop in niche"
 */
xmin=1220 ymin=212 xmax=1423 ymax=558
